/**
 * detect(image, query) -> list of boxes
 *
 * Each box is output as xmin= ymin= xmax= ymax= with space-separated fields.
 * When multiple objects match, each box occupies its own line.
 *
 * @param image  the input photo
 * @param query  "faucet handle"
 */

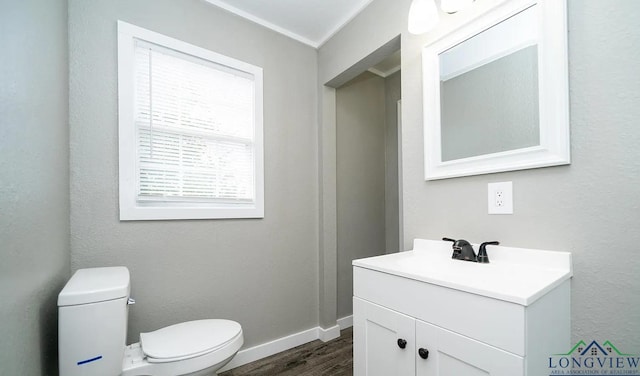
xmin=443 ymin=237 xmax=460 ymax=259
xmin=477 ymin=241 xmax=500 ymax=263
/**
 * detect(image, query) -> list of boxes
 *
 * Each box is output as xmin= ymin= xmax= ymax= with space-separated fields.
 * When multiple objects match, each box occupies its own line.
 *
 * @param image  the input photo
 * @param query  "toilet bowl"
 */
xmin=58 ymin=267 xmax=243 ymax=376
xmin=122 ymin=319 xmax=243 ymax=376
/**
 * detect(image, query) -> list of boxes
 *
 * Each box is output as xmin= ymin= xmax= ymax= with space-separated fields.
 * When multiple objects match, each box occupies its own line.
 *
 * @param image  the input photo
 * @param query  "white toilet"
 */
xmin=58 ymin=266 xmax=243 ymax=376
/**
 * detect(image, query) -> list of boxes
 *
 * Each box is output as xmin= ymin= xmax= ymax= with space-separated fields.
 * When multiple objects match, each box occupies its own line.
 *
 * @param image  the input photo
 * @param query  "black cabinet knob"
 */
xmin=397 ymin=339 xmax=407 ymax=349
xmin=418 ymin=348 xmax=429 ymax=359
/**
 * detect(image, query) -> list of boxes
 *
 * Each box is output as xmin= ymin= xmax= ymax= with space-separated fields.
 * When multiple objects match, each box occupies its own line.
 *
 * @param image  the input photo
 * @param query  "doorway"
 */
xmin=335 ymin=49 xmax=402 ymax=321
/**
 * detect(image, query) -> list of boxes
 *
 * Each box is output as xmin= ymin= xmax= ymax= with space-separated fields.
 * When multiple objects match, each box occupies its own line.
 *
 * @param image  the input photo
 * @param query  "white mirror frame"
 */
xmin=423 ymin=0 xmax=569 ymax=180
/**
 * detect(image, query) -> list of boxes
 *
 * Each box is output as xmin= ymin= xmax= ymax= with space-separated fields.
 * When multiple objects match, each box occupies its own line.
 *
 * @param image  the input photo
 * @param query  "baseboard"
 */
xmin=220 ymin=326 xmax=324 ymax=372
xmin=318 ymin=324 xmax=340 ymax=342
xmin=337 ymin=315 xmax=353 ymax=330
xmin=220 ymin=317 xmax=355 ymax=372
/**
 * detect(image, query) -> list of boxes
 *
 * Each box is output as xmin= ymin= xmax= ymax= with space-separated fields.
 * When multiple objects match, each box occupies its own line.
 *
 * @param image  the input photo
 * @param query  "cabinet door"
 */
xmin=353 ymin=297 xmax=415 ymax=376
xmin=415 ymin=320 xmax=524 ymax=376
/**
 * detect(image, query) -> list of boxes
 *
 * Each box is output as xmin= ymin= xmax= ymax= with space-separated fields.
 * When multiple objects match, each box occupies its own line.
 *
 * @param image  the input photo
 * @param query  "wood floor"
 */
xmin=220 ymin=327 xmax=353 ymax=376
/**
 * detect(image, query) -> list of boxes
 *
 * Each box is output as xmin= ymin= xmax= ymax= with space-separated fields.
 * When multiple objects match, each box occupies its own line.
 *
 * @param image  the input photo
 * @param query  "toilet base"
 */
xmin=182 ymin=356 xmax=233 ymax=376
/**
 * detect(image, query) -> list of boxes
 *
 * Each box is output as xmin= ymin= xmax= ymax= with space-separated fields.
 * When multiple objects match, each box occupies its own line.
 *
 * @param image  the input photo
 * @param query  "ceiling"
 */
xmin=203 ymin=0 xmax=375 ymax=48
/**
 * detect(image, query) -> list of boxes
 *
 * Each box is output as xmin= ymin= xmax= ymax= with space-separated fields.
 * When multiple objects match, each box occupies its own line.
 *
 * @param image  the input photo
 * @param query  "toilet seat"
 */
xmin=140 ymin=319 xmax=242 ymax=363
xmin=122 ymin=319 xmax=244 ymax=375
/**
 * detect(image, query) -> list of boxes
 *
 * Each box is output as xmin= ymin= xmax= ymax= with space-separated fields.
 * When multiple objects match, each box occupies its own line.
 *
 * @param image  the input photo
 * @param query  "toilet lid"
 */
xmin=140 ymin=319 xmax=242 ymax=362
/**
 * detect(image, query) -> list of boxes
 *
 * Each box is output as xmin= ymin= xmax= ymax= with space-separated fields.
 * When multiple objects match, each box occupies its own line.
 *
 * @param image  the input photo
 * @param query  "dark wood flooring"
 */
xmin=220 ymin=327 xmax=353 ymax=376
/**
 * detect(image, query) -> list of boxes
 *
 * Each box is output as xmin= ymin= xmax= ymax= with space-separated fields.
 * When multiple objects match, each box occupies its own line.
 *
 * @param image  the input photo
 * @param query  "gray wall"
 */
xmin=317 ymin=0 xmax=407 ymax=327
xmin=0 ymin=0 xmax=71 ymax=374
xmin=320 ymin=0 xmax=640 ymax=353
xmin=384 ymin=71 xmax=401 ymax=253
xmin=335 ymin=70 xmax=401 ymax=320
xmin=68 ymin=0 xmax=319 ymax=348
xmin=336 ymin=72 xmax=387 ymax=319
xmin=2 ymin=0 xmax=638 ymax=373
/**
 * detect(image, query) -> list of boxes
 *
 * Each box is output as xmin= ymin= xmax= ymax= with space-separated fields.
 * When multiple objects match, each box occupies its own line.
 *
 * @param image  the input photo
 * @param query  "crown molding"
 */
xmin=204 ymin=0 xmax=374 ymax=49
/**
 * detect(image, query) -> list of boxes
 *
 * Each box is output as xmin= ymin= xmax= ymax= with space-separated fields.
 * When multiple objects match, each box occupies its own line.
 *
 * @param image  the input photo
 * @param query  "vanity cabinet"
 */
xmin=354 ymin=297 xmax=523 ymax=376
xmin=415 ymin=315 xmax=523 ymax=376
xmin=353 ymin=297 xmax=415 ymax=375
xmin=352 ymin=239 xmax=572 ymax=376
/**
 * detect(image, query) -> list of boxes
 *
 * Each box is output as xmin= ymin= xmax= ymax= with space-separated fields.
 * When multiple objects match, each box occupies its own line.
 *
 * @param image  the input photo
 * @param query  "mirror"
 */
xmin=422 ymin=0 xmax=569 ymax=180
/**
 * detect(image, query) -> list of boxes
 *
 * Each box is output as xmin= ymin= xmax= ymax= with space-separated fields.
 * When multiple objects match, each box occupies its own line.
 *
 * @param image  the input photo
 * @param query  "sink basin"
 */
xmin=352 ymin=239 xmax=572 ymax=305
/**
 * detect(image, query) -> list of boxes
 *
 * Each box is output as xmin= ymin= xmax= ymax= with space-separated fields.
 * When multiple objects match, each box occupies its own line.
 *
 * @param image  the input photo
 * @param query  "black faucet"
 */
xmin=443 ymin=238 xmax=476 ymax=261
xmin=443 ymin=238 xmax=500 ymax=263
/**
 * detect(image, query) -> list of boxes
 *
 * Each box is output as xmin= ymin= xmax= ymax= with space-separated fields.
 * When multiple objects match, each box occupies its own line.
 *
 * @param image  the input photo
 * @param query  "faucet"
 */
xmin=443 ymin=238 xmax=500 ymax=263
xmin=443 ymin=238 xmax=476 ymax=261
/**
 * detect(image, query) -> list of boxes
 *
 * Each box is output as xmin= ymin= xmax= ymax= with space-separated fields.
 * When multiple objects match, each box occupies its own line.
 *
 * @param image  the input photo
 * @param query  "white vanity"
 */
xmin=352 ymin=239 xmax=572 ymax=376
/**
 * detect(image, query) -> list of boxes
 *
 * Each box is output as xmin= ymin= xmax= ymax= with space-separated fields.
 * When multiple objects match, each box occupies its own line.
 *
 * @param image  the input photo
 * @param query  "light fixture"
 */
xmin=408 ymin=0 xmax=476 ymax=35
xmin=408 ymin=0 xmax=440 ymax=35
xmin=440 ymin=0 xmax=475 ymax=14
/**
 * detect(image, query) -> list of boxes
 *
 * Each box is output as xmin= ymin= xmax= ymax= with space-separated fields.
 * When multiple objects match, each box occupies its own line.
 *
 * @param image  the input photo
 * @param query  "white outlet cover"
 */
xmin=488 ymin=181 xmax=513 ymax=214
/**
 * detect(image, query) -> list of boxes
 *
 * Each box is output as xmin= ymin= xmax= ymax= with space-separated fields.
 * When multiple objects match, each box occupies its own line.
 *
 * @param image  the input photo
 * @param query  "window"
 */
xmin=117 ymin=21 xmax=263 ymax=220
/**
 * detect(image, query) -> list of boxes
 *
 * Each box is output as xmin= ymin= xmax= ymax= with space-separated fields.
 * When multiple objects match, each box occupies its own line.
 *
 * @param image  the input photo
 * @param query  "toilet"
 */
xmin=58 ymin=267 xmax=243 ymax=376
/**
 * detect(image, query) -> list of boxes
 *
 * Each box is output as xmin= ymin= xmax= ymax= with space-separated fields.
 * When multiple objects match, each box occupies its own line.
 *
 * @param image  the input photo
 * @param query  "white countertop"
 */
xmin=353 ymin=239 xmax=572 ymax=306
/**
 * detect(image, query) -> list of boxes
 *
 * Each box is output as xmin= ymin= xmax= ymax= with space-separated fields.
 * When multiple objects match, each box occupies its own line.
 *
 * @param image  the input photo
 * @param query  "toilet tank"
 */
xmin=58 ymin=267 xmax=131 ymax=376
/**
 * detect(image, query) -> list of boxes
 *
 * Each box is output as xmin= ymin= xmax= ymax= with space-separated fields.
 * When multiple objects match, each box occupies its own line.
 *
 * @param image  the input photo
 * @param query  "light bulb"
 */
xmin=440 ymin=0 xmax=474 ymax=14
xmin=408 ymin=0 xmax=440 ymax=35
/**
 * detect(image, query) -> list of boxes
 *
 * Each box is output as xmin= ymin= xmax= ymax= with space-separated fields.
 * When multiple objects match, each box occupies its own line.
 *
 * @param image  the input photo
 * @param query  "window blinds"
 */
xmin=133 ymin=40 xmax=256 ymax=203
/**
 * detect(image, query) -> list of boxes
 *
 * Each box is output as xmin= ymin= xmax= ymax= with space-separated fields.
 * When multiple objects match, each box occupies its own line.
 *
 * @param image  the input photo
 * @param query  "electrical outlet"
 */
xmin=495 ymin=189 xmax=505 ymax=207
xmin=488 ymin=182 xmax=513 ymax=214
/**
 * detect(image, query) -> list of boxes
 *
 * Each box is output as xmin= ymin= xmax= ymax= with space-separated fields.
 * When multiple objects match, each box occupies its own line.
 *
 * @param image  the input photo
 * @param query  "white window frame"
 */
xmin=117 ymin=21 xmax=264 ymax=220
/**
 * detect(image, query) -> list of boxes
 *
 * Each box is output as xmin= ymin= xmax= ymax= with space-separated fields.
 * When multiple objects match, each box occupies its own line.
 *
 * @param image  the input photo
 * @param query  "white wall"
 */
xmin=320 ymin=0 xmax=640 ymax=352
xmin=68 ymin=0 xmax=320 ymax=349
xmin=0 ymin=0 xmax=71 ymax=374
